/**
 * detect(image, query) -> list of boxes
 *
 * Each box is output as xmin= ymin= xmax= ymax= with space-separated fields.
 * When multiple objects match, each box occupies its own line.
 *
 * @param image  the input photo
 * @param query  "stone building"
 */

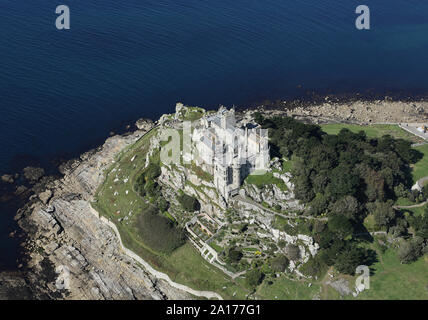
xmin=191 ymin=106 xmax=269 ymax=201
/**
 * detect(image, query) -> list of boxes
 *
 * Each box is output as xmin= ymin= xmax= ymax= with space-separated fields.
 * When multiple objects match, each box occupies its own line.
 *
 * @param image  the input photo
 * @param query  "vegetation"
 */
xmin=270 ymin=255 xmax=290 ymax=273
xmin=255 ymin=113 xmax=426 ymax=275
xmin=177 ymin=193 xmax=200 ymax=212
xmin=135 ymin=206 xmax=186 ymax=254
xmin=411 ymin=144 xmax=428 ymax=182
xmin=92 ymin=129 xmax=253 ymax=299
xmin=246 ymin=269 xmax=264 ymax=287
xmin=245 ymin=171 xmax=287 ymax=191
xmin=320 ymin=124 xmax=423 ymax=143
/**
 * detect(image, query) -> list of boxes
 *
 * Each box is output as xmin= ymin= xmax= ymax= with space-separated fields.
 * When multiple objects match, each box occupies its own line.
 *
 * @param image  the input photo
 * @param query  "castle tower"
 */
xmin=232 ymin=158 xmax=241 ymax=189
xmin=220 ymin=108 xmax=236 ymax=130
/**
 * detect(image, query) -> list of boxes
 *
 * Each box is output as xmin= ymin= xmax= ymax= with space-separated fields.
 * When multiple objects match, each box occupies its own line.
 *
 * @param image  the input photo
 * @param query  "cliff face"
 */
xmin=15 ymin=121 xmax=190 ymax=300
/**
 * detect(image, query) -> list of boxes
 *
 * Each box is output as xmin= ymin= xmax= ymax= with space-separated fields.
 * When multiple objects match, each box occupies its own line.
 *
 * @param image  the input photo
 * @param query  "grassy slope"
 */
xmin=354 ymin=248 xmax=428 ymax=300
xmin=245 ymin=171 xmax=287 ymax=191
xmin=92 ymin=128 xmax=253 ymax=299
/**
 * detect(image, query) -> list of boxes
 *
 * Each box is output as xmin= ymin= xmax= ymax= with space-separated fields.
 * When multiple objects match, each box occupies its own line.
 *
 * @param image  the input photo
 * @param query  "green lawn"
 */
xmin=281 ymin=159 xmax=293 ymax=173
xmin=245 ymin=171 xmax=287 ymax=191
xmin=411 ymin=144 xmax=428 ymax=182
xmin=321 ymin=124 xmax=423 ymax=143
xmin=399 ymin=203 xmax=428 ymax=217
xmin=256 ymin=275 xmax=321 ymax=300
xmin=354 ymin=249 xmax=428 ymax=300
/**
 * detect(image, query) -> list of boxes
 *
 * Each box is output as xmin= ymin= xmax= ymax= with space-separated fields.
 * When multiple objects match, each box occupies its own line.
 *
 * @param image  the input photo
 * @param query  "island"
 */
xmin=11 ymin=99 xmax=428 ymax=300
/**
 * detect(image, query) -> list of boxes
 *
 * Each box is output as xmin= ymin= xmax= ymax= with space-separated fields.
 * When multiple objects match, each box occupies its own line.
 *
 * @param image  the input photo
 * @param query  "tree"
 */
xmin=277 ymin=240 xmax=286 ymax=249
xmin=397 ymin=239 xmax=422 ymax=264
xmin=157 ymin=197 xmax=169 ymax=212
xmin=328 ymin=165 xmax=360 ymax=200
xmin=328 ymin=214 xmax=354 ymax=239
xmin=300 ymin=256 xmax=324 ymax=277
xmin=178 ymin=194 xmax=200 ymax=212
xmin=334 ymin=245 xmax=368 ymax=275
xmin=368 ymin=201 xmax=396 ymax=229
xmin=270 ymin=255 xmax=289 ymax=273
xmin=227 ymin=247 xmax=242 ymax=263
xmin=407 ymin=210 xmax=428 ymax=239
xmin=309 ymin=193 xmax=329 ymax=216
xmin=331 ymin=196 xmax=360 ymax=220
xmin=422 ymin=185 xmax=428 ymax=200
xmin=364 ymin=169 xmax=385 ymax=202
xmin=246 ymin=269 xmax=264 ymax=287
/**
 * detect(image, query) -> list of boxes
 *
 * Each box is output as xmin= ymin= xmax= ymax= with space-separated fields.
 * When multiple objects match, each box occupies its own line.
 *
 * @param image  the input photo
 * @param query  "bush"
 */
xmin=136 ymin=207 xmax=186 ymax=254
xmin=227 ymin=247 xmax=242 ymax=263
xmin=135 ymin=163 xmax=161 ymax=197
xmin=301 ymin=256 xmax=324 ymax=278
xmin=270 ymin=255 xmax=289 ymax=273
xmin=178 ymin=194 xmax=200 ymax=212
xmin=397 ymin=237 xmax=425 ymax=264
xmin=246 ymin=269 xmax=264 ymax=287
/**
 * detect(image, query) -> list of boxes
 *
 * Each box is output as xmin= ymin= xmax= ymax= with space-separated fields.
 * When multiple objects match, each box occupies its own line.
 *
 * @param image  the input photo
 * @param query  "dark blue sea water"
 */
xmin=1 ymin=0 xmax=428 ymax=269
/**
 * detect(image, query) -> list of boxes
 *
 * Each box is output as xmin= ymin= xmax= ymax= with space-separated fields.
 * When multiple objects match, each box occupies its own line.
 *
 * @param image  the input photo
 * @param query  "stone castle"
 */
xmin=190 ymin=106 xmax=269 ymax=201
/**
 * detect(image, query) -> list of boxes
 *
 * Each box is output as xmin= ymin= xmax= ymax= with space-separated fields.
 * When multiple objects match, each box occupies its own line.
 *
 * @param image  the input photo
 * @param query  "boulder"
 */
xmin=23 ymin=167 xmax=45 ymax=183
xmin=1 ymin=174 xmax=14 ymax=184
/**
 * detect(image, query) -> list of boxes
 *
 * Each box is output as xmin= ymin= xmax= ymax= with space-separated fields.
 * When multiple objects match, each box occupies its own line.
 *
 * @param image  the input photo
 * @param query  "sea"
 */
xmin=1 ymin=0 xmax=428 ymax=269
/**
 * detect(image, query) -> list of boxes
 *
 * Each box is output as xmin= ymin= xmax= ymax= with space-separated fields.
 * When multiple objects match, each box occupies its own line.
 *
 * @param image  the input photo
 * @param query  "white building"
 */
xmin=191 ymin=106 xmax=269 ymax=201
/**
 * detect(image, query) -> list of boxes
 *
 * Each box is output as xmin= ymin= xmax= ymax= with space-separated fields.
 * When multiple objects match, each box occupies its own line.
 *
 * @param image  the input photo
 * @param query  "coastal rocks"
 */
xmin=23 ymin=167 xmax=45 ymax=184
xmin=288 ymin=100 xmax=428 ymax=124
xmin=0 ymin=272 xmax=34 ymax=299
xmin=1 ymin=174 xmax=14 ymax=184
xmin=135 ymin=118 xmax=154 ymax=131
xmin=15 ymin=123 xmax=189 ymax=300
xmin=38 ymin=189 xmax=52 ymax=205
xmin=14 ymin=185 xmax=28 ymax=196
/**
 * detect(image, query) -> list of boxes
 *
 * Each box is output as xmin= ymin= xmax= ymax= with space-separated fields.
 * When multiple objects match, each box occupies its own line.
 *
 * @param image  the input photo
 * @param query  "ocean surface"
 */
xmin=1 ymin=0 xmax=428 ymax=269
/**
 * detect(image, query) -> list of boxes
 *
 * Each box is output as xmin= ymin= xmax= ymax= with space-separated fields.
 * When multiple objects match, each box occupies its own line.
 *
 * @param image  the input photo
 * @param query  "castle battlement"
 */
xmin=191 ymin=107 xmax=269 ymax=201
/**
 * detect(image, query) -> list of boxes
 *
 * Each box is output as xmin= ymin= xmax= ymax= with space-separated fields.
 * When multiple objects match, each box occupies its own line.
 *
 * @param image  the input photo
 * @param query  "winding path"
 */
xmin=394 ymin=200 xmax=428 ymax=210
xmin=89 ymin=206 xmax=223 ymax=300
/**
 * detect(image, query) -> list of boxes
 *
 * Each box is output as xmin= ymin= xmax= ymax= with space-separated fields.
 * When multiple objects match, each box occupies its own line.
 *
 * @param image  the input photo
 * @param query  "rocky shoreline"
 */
xmin=244 ymin=97 xmax=428 ymax=124
xmin=1 ymin=98 xmax=427 ymax=299
xmin=1 ymin=119 xmax=191 ymax=299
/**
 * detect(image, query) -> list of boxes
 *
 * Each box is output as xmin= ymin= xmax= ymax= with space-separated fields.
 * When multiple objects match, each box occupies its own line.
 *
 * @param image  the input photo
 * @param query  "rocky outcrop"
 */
xmin=23 ymin=167 xmax=45 ymax=184
xmin=15 ymin=122 xmax=191 ymax=300
xmin=242 ymin=182 xmax=303 ymax=211
xmin=159 ymin=162 xmax=227 ymax=217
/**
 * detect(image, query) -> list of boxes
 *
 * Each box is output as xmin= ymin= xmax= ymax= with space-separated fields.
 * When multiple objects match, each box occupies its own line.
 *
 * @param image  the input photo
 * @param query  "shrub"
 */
xmin=246 ymin=269 xmax=264 ymax=287
xmin=227 ymin=247 xmax=242 ymax=263
xmin=270 ymin=255 xmax=289 ymax=273
xmin=136 ymin=207 xmax=185 ymax=254
xmin=178 ymin=194 xmax=200 ymax=212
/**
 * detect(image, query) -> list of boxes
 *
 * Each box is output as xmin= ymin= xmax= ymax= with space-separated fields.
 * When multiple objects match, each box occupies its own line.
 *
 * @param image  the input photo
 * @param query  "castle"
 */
xmin=190 ymin=106 xmax=270 ymax=201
